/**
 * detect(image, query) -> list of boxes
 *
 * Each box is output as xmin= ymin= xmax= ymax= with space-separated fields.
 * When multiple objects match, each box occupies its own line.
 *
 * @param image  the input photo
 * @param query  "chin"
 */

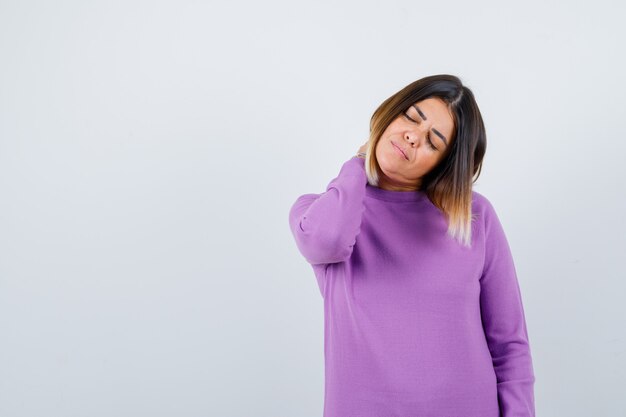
xmin=376 ymin=155 xmax=399 ymax=178
xmin=378 ymin=150 xmax=399 ymax=168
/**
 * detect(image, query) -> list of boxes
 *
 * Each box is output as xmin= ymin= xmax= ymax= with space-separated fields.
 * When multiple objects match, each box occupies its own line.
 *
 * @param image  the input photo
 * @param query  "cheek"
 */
xmin=425 ymin=154 xmax=440 ymax=167
xmin=412 ymin=154 xmax=440 ymax=172
xmin=425 ymin=155 xmax=446 ymax=173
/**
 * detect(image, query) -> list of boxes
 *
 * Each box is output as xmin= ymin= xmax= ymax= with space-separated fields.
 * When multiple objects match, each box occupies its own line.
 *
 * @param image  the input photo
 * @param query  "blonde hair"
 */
xmin=363 ymin=75 xmax=486 ymax=248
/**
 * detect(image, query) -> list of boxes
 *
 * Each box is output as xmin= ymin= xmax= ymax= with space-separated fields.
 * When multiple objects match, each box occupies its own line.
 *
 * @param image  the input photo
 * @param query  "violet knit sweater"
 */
xmin=288 ymin=155 xmax=536 ymax=417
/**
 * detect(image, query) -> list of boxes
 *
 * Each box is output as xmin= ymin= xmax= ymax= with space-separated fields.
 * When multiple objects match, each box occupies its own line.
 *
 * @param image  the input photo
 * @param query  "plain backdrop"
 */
xmin=1 ymin=1 xmax=625 ymax=416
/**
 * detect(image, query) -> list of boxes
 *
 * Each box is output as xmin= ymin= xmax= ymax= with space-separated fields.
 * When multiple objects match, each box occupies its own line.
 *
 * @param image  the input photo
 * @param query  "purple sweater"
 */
xmin=288 ymin=156 xmax=536 ymax=417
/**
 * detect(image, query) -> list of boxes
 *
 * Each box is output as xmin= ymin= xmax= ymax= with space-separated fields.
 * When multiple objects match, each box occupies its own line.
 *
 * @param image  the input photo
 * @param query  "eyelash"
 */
xmin=402 ymin=112 xmax=437 ymax=151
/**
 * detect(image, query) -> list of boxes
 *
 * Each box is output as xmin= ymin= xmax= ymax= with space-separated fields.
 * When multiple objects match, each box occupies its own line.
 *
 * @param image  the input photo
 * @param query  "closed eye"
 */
xmin=402 ymin=112 xmax=438 ymax=151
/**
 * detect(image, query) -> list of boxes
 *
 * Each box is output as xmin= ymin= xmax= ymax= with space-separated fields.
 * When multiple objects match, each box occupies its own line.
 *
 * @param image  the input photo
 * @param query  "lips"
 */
xmin=391 ymin=141 xmax=408 ymax=160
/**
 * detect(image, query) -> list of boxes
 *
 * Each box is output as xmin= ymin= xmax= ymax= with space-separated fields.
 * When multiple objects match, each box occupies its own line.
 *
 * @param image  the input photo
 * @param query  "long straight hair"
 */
xmin=363 ymin=74 xmax=486 ymax=248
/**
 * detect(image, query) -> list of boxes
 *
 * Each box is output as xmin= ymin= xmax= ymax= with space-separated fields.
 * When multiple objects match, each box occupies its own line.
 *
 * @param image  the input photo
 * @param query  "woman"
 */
xmin=288 ymin=74 xmax=536 ymax=417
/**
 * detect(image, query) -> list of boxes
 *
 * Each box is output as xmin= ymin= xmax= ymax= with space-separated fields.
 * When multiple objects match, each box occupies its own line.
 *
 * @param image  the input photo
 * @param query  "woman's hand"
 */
xmin=357 ymin=141 xmax=368 ymax=158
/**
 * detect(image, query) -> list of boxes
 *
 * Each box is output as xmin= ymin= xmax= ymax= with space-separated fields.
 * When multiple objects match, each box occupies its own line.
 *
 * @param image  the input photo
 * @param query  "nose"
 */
xmin=405 ymin=131 xmax=415 ymax=145
xmin=404 ymin=126 xmax=428 ymax=147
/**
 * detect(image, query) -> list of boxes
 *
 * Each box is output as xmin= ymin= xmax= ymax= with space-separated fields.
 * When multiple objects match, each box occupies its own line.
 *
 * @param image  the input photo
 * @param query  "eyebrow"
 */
xmin=412 ymin=104 xmax=448 ymax=146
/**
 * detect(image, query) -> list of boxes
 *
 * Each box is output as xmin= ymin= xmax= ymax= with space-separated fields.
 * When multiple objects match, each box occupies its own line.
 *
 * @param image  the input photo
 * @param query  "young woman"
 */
xmin=288 ymin=74 xmax=536 ymax=417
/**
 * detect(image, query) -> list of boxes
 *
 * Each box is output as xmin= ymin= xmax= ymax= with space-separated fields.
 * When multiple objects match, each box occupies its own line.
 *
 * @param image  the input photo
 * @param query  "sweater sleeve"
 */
xmin=288 ymin=156 xmax=367 ymax=266
xmin=479 ymin=200 xmax=536 ymax=417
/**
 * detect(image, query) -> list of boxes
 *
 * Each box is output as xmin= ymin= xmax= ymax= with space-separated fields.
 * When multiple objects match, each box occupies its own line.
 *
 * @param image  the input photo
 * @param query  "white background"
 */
xmin=1 ymin=1 xmax=624 ymax=416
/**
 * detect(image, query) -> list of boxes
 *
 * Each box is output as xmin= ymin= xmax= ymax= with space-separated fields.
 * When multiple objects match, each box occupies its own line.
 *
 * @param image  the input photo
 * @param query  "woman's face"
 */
xmin=374 ymin=97 xmax=455 ymax=191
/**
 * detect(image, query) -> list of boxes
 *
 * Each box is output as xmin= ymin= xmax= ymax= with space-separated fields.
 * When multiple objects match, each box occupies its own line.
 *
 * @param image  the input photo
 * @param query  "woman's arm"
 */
xmin=479 ymin=200 xmax=536 ymax=417
xmin=288 ymin=155 xmax=367 ymax=266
